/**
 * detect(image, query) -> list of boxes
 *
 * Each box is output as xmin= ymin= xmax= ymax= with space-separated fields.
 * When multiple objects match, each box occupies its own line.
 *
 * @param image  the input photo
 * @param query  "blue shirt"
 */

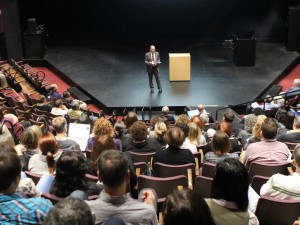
xmin=0 ymin=193 xmax=52 ymax=225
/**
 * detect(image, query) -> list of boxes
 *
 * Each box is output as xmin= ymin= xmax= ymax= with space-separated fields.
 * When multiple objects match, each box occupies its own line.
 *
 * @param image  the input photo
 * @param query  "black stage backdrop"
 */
xmin=18 ymin=0 xmax=296 ymax=43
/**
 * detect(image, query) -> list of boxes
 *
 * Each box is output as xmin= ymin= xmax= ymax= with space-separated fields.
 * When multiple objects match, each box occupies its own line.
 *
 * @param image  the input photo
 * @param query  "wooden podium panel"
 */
xmin=169 ymin=53 xmax=191 ymax=81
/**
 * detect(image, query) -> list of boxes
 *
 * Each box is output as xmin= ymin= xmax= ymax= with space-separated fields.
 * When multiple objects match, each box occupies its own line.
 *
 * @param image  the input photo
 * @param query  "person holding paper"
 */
xmin=145 ymin=45 xmax=162 ymax=93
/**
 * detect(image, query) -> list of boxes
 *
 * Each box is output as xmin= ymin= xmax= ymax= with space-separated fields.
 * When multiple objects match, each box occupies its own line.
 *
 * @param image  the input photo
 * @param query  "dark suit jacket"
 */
xmin=145 ymin=51 xmax=160 ymax=73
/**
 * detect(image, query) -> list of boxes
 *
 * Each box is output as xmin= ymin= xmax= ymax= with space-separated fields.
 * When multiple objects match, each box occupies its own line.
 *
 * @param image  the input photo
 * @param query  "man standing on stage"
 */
xmin=145 ymin=45 xmax=162 ymax=93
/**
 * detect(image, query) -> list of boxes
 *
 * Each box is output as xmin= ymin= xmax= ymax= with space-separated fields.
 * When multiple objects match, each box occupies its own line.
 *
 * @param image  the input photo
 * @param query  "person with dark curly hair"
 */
xmin=50 ymin=151 xmax=101 ymax=199
xmin=122 ymin=121 xmax=161 ymax=153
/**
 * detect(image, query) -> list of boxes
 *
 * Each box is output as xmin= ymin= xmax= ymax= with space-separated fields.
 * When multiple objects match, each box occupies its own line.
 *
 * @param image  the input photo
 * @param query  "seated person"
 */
xmin=260 ymin=144 xmax=300 ymax=200
xmin=200 ymin=113 xmax=216 ymax=132
xmin=204 ymin=122 xmax=241 ymax=154
xmin=260 ymin=94 xmax=280 ymax=111
xmin=122 ymin=121 xmax=161 ymax=153
xmin=50 ymin=151 xmax=101 ymax=199
xmin=67 ymin=101 xmax=83 ymax=120
xmin=152 ymin=127 xmax=196 ymax=166
xmin=61 ymin=91 xmax=73 ymax=104
xmin=175 ymin=122 xmax=197 ymax=153
xmin=237 ymin=114 xmax=257 ymax=147
xmin=51 ymin=99 xmax=68 ymax=116
xmin=187 ymin=122 xmax=206 ymax=147
xmin=43 ymin=196 xmax=94 ymax=225
xmin=161 ymin=106 xmax=175 ymax=123
xmin=277 ymin=116 xmax=300 ymax=143
xmin=244 ymin=115 xmax=266 ymax=150
xmin=52 ymin=116 xmax=82 ymax=154
xmin=0 ymin=150 xmax=52 ymax=224
xmin=243 ymin=118 xmax=291 ymax=170
xmin=285 ymin=79 xmax=300 ymax=98
xmin=48 ymin=84 xmax=61 ymax=99
xmin=163 ymin=189 xmax=215 ymax=225
xmin=0 ymin=70 xmax=10 ymax=90
xmin=197 ymin=104 xmax=215 ymax=123
xmin=36 ymin=95 xmax=53 ymax=112
xmin=86 ymin=150 xmax=158 ymax=224
xmin=204 ymin=131 xmax=239 ymax=164
xmin=222 ymin=110 xmax=244 ymax=137
xmin=205 ymin=158 xmax=258 ymax=225
xmin=148 ymin=121 xmax=167 ymax=148
xmin=28 ymin=132 xmax=62 ymax=175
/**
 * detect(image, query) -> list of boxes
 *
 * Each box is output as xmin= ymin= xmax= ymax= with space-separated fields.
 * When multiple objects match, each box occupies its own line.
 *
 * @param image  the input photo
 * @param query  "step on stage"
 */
xmin=45 ymin=40 xmax=298 ymax=114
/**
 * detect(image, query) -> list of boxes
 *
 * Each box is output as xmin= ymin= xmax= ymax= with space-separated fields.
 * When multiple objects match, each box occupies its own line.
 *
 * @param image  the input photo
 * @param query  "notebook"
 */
xmin=68 ymin=123 xmax=91 ymax=151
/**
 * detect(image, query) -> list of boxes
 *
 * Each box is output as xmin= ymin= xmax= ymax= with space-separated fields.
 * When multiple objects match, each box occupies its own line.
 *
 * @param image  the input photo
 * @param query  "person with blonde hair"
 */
xmin=244 ymin=115 xmax=266 ymax=149
xmin=149 ymin=121 xmax=167 ymax=147
xmin=187 ymin=122 xmax=206 ymax=147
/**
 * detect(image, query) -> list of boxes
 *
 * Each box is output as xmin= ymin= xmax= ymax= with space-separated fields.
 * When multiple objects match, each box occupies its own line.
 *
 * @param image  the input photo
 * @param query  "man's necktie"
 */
xmin=151 ymin=53 xmax=155 ymax=64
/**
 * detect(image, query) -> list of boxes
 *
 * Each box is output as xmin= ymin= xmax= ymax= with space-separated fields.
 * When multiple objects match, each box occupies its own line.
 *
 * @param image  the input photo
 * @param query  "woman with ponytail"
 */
xmin=28 ymin=132 xmax=62 ymax=175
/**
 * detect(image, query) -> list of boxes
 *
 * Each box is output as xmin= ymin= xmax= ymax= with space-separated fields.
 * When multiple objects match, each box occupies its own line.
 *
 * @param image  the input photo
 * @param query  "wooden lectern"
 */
xmin=169 ymin=53 xmax=191 ymax=81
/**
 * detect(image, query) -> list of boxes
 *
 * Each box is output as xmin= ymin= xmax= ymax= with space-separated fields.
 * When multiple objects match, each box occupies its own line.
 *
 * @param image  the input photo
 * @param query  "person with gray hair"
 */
xmin=67 ymin=101 xmax=83 ymax=120
xmin=200 ymin=113 xmax=216 ymax=132
xmin=161 ymin=106 xmax=175 ymax=123
xmin=237 ymin=114 xmax=257 ymax=147
xmin=277 ymin=116 xmax=300 ymax=143
xmin=52 ymin=116 xmax=83 ymax=155
xmin=260 ymin=144 xmax=300 ymax=200
xmin=286 ymin=78 xmax=300 ymax=98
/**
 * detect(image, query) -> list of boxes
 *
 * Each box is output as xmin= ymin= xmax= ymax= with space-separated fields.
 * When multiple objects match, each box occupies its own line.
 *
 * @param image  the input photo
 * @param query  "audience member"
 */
xmin=122 ymin=121 xmax=161 ymax=152
xmin=238 ymin=114 xmax=257 ymax=147
xmin=114 ymin=120 xmax=127 ymax=142
xmin=48 ymin=83 xmax=61 ymax=99
xmin=205 ymin=158 xmax=258 ymax=225
xmin=277 ymin=111 xmax=295 ymax=135
xmin=43 ymin=196 xmax=94 ymax=225
xmin=197 ymin=104 xmax=215 ymax=123
xmin=277 ymin=116 xmax=300 ymax=143
xmin=222 ymin=110 xmax=244 ymax=137
xmin=200 ymin=113 xmax=217 ymax=132
xmin=285 ymin=79 xmax=300 ymax=98
xmin=36 ymin=95 xmax=53 ymax=112
xmin=176 ymin=114 xmax=190 ymax=125
xmin=204 ymin=131 xmax=239 ymax=164
xmin=243 ymin=118 xmax=291 ymax=169
xmin=87 ymin=117 xmax=121 ymax=150
xmin=52 ymin=116 xmax=83 ymax=154
xmin=161 ymin=106 xmax=175 ymax=123
xmin=28 ymin=132 xmax=62 ymax=174
xmin=0 ymin=70 xmax=10 ymax=90
xmin=152 ymin=127 xmax=196 ymax=166
xmin=20 ymin=125 xmax=42 ymax=170
xmin=163 ymin=189 xmax=215 ymax=225
xmin=67 ymin=101 xmax=83 ymax=120
xmin=261 ymin=94 xmax=280 ymax=112
xmin=50 ymin=151 xmax=101 ymax=199
xmin=0 ymin=150 xmax=52 ymax=224
xmin=244 ymin=115 xmax=266 ymax=149
xmin=187 ymin=122 xmax=206 ymax=146
xmin=148 ymin=121 xmax=167 ymax=148
xmin=260 ymin=144 xmax=300 ymax=199
xmin=51 ymin=99 xmax=68 ymax=116
xmin=175 ymin=122 xmax=197 ymax=153
xmin=61 ymin=91 xmax=73 ymax=104
xmin=204 ymin=122 xmax=241 ymax=154
xmin=123 ymin=111 xmax=138 ymax=135
xmin=86 ymin=150 xmax=158 ymax=224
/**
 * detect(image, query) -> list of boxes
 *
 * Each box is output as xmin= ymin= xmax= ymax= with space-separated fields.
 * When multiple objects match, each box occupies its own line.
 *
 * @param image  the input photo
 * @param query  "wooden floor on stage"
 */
xmin=45 ymin=40 xmax=298 ymax=109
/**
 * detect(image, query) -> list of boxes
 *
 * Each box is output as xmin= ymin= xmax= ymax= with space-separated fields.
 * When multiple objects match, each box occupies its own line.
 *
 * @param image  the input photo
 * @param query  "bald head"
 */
xmin=293 ymin=79 xmax=300 ymax=87
xmin=162 ymin=106 xmax=169 ymax=115
xmin=197 ymin=104 xmax=204 ymax=113
xmin=150 ymin=45 xmax=156 ymax=53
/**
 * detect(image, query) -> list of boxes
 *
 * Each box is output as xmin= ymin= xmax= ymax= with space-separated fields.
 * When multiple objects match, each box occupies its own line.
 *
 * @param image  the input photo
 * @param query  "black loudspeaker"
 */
xmin=286 ymin=7 xmax=300 ymax=51
xmin=234 ymin=38 xmax=256 ymax=66
xmin=27 ymin=18 xmax=37 ymax=34
xmin=23 ymin=31 xmax=46 ymax=59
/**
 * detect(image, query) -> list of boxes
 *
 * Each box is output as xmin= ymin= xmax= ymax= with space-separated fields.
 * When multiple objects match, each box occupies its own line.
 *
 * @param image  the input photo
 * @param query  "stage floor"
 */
xmin=45 ymin=40 xmax=298 ymax=110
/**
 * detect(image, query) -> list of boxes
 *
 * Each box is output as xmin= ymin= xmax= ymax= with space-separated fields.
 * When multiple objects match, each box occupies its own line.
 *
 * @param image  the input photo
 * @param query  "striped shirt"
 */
xmin=0 ymin=193 xmax=52 ymax=225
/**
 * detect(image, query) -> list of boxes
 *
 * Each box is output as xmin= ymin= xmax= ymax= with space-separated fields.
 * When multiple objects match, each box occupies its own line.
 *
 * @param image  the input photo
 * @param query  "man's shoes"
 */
xmin=159 ymin=89 xmax=162 ymax=93
xmin=150 ymin=88 xmax=154 ymax=93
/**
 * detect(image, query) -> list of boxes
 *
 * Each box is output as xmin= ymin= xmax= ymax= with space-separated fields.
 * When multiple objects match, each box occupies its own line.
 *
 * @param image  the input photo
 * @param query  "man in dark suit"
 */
xmin=145 ymin=45 xmax=162 ymax=93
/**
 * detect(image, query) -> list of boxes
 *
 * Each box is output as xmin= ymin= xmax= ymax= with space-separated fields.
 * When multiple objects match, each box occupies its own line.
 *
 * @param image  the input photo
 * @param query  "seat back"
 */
xmin=127 ymin=151 xmax=156 ymax=165
xmin=194 ymin=175 xmax=213 ymax=198
xmin=25 ymin=171 xmax=43 ymax=185
xmin=284 ymin=142 xmax=298 ymax=154
xmin=154 ymin=162 xmax=195 ymax=189
xmin=250 ymin=175 xmax=269 ymax=195
xmin=255 ymin=196 xmax=300 ymax=225
xmin=138 ymin=175 xmax=188 ymax=202
xmin=248 ymin=162 xmax=291 ymax=183
xmin=201 ymin=162 xmax=216 ymax=178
